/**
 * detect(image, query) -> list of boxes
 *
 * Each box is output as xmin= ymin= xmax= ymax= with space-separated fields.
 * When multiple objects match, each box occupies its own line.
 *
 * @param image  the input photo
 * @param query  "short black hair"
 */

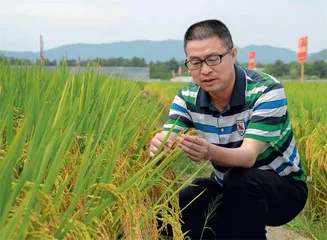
xmin=184 ymin=19 xmax=234 ymax=51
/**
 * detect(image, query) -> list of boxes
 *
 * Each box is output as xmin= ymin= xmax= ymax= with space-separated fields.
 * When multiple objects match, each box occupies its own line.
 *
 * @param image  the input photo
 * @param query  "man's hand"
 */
xmin=149 ymin=131 xmax=173 ymax=158
xmin=177 ymin=134 xmax=211 ymax=162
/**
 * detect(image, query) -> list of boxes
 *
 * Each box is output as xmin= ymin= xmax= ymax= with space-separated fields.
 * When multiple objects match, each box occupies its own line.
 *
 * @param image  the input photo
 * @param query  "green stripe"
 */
xmin=245 ymin=133 xmax=279 ymax=143
xmin=167 ymin=119 xmax=188 ymax=128
xmin=163 ymin=127 xmax=182 ymax=134
xmin=246 ymin=90 xmax=263 ymax=103
xmin=293 ymin=172 xmax=306 ymax=181
xmin=246 ymin=81 xmax=266 ymax=91
xmin=247 ymin=82 xmax=260 ymax=91
xmin=183 ymin=95 xmax=196 ymax=105
xmin=257 ymin=146 xmax=275 ymax=161
xmin=281 ymin=116 xmax=290 ymax=131
xmin=248 ymin=122 xmax=282 ymax=132
xmin=257 ymin=127 xmax=293 ymax=161
xmin=246 ymin=71 xmax=276 ymax=92
xmin=184 ymin=84 xmax=199 ymax=93
xmin=256 ymin=72 xmax=276 ymax=84
xmin=272 ymin=127 xmax=292 ymax=151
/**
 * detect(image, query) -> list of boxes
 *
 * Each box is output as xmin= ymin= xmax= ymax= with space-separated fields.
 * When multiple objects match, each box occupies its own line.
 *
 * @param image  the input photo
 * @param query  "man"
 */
xmin=149 ymin=19 xmax=308 ymax=239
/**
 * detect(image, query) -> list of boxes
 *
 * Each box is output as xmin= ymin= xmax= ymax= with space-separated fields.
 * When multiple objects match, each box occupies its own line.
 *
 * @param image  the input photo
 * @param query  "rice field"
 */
xmin=145 ymin=80 xmax=327 ymax=239
xmin=1 ymin=62 xmax=326 ymax=239
xmin=0 ymin=63 xmax=212 ymax=239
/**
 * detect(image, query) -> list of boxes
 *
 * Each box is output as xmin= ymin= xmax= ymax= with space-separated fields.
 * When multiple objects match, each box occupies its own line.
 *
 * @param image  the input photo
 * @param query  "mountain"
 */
xmin=236 ymin=45 xmax=297 ymax=64
xmin=44 ymin=40 xmax=185 ymax=62
xmin=308 ymin=49 xmax=327 ymax=61
xmin=0 ymin=40 xmax=326 ymax=64
xmin=0 ymin=50 xmax=37 ymax=60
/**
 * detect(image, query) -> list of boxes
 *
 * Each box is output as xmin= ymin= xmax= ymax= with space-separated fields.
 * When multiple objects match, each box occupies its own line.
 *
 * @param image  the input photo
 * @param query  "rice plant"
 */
xmin=0 ymin=61 xmax=208 ymax=239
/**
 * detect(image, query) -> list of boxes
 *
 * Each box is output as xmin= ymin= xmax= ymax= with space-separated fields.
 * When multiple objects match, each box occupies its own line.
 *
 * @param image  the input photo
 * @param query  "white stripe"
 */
xmin=170 ymin=95 xmax=192 ymax=121
xmin=181 ymin=90 xmax=198 ymax=99
xmin=270 ymin=122 xmax=292 ymax=147
xmin=169 ymin=109 xmax=192 ymax=121
xmin=279 ymin=154 xmax=301 ymax=176
xmin=163 ymin=123 xmax=184 ymax=131
xmin=258 ymin=166 xmax=272 ymax=171
xmin=189 ymin=112 xmax=217 ymax=126
xmin=174 ymin=95 xmax=188 ymax=109
xmin=246 ymin=128 xmax=281 ymax=138
xmin=203 ymin=132 xmax=219 ymax=144
xmin=252 ymin=105 xmax=287 ymax=118
xmin=199 ymin=130 xmax=246 ymax=145
xmin=246 ymin=85 xmax=268 ymax=97
xmin=190 ymin=109 xmax=253 ymax=128
xmin=264 ymin=135 xmax=301 ymax=177
xmin=255 ymin=88 xmax=285 ymax=104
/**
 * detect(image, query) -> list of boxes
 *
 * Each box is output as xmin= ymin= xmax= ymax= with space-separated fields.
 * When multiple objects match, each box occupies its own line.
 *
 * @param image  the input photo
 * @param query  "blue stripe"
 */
xmin=275 ymin=145 xmax=297 ymax=173
xmin=194 ymin=123 xmax=217 ymax=133
xmin=194 ymin=121 xmax=249 ymax=135
xmin=276 ymin=161 xmax=294 ymax=174
xmin=254 ymin=98 xmax=287 ymax=111
xmin=289 ymin=144 xmax=297 ymax=163
xmin=171 ymin=103 xmax=189 ymax=114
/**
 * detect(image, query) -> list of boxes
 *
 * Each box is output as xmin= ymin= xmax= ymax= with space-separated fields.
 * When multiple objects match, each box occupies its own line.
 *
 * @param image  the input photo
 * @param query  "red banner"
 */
xmin=298 ymin=36 xmax=308 ymax=62
xmin=248 ymin=51 xmax=256 ymax=69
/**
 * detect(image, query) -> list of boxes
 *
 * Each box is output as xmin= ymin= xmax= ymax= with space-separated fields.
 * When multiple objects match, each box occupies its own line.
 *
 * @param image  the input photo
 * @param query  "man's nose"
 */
xmin=200 ymin=62 xmax=213 ymax=74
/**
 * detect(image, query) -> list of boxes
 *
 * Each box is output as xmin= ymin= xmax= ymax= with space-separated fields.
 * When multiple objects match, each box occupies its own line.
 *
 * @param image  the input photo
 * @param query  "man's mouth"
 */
xmin=202 ymin=78 xmax=215 ymax=83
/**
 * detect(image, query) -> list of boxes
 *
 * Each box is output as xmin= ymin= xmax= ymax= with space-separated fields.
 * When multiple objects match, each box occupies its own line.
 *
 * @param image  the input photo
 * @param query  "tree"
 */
xmin=288 ymin=62 xmax=300 ymax=79
xmin=131 ymin=57 xmax=147 ymax=67
xmin=167 ymin=58 xmax=178 ymax=72
xmin=312 ymin=60 xmax=327 ymax=78
xmin=265 ymin=60 xmax=288 ymax=77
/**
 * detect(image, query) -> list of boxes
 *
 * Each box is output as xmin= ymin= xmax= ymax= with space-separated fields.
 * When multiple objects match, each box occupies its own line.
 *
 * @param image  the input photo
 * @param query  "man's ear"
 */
xmin=231 ymin=47 xmax=238 ymax=64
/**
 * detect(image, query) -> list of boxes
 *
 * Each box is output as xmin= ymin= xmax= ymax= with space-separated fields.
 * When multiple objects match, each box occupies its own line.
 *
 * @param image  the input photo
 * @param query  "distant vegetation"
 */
xmin=1 ymin=40 xmax=326 ymax=63
xmin=1 ymin=55 xmax=326 ymax=80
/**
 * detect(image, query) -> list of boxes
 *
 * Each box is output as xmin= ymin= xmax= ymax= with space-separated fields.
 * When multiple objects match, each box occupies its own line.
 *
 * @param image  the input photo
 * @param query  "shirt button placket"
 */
xmin=217 ymin=116 xmax=222 ymax=144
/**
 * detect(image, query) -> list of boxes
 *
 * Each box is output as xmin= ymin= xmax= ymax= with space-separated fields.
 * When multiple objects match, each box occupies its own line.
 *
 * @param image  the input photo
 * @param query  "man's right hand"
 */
xmin=149 ymin=131 xmax=173 ymax=158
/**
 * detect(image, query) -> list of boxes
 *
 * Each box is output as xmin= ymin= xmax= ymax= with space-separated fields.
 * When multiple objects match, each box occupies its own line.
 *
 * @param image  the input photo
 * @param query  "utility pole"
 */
xmin=40 ymin=35 xmax=44 ymax=64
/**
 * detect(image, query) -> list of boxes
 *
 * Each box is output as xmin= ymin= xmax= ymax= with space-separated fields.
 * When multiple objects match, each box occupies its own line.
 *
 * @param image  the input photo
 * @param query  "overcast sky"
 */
xmin=0 ymin=0 xmax=326 ymax=53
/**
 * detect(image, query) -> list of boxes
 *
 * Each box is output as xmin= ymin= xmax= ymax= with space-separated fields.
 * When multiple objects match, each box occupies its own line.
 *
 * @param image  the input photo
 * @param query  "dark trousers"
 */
xmin=178 ymin=168 xmax=308 ymax=240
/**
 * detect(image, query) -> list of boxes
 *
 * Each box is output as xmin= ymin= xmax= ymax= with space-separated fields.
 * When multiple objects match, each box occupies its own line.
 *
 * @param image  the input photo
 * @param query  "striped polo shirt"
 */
xmin=163 ymin=65 xmax=305 ymax=184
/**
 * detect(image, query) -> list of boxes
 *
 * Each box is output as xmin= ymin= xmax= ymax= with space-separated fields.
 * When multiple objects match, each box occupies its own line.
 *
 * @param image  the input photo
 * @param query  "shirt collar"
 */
xmin=197 ymin=65 xmax=246 ymax=108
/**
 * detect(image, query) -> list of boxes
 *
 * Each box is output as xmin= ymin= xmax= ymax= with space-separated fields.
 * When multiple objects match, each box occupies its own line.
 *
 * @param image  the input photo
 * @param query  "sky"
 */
xmin=0 ymin=0 xmax=326 ymax=53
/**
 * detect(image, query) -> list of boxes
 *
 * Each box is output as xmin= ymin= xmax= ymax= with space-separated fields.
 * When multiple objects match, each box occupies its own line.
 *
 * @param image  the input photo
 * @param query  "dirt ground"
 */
xmin=266 ymin=226 xmax=311 ymax=240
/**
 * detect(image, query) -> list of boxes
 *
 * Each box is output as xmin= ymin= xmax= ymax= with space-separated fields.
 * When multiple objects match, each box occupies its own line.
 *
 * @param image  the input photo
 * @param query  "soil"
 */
xmin=266 ymin=226 xmax=311 ymax=240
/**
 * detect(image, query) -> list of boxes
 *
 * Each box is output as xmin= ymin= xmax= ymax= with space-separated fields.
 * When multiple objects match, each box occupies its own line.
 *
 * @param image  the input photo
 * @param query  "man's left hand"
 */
xmin=176 ymin=134 xmax=211 ymax=162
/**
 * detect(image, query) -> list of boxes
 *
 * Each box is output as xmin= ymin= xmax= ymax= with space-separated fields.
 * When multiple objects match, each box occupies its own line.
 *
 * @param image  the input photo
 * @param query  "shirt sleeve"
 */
xmin=245 ymin=83 xmax=289 ymax=143
xmin=163 ymin=90 xmax=194 ymax=133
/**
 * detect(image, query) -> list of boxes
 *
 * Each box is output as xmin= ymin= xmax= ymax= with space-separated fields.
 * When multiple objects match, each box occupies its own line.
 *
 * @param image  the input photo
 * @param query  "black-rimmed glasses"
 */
xmin=184 ymin=49 xmax=232 ymax=70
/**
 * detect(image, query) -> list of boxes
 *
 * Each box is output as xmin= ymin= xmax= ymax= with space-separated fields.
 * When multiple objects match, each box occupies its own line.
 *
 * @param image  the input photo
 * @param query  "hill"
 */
xmin=308 ymin=49 xmax=327 ymax=61
xmin=1 ymin=40 xmax=326 ymax=64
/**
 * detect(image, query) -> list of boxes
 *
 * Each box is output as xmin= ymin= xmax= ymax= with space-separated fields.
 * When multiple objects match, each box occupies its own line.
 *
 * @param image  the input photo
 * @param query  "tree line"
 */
xmin=1 ymin=55 xmax=326 ymax=79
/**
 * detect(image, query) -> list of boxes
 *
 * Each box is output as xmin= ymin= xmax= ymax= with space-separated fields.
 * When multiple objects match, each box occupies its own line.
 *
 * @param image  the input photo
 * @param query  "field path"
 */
xmin=266 ymin=226 xmax=311 ymax=240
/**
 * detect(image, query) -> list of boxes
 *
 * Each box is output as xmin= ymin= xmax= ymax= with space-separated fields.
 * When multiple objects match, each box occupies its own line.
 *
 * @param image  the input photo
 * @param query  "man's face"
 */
xmin=185 ymin=37 xmax=237 ymax=95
